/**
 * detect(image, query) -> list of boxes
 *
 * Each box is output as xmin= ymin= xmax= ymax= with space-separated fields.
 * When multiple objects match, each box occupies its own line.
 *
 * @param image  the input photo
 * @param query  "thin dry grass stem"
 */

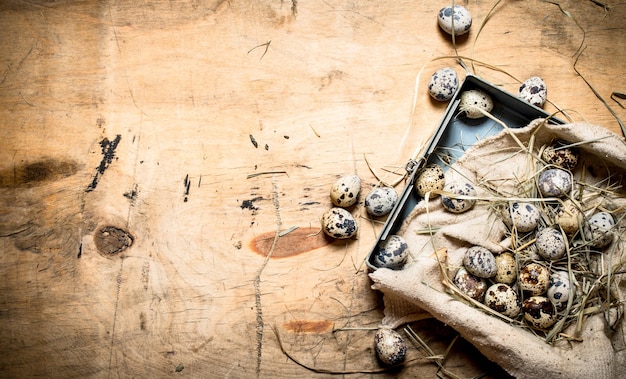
xmin=403 ymin=325 xmax=464 ymax=379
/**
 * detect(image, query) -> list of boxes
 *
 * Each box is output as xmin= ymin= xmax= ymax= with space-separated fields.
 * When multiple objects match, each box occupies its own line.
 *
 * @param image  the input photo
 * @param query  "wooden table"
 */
xmin=1 ymin=1 xmax=624 ymax=377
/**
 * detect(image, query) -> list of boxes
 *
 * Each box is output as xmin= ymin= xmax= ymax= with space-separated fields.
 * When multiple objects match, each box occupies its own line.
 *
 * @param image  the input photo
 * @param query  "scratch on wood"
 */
xmin=247 ymin=41 xmax=271 ymax=61
xmin=253 ymin=176 xmax=282 ymax=377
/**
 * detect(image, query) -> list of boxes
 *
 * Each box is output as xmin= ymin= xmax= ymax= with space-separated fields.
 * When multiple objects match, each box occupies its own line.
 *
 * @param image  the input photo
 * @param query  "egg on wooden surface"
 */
xmin=372 ymin=235 xmax=409 ymax=270
xmin=547 ymin=271 xmax=571 ymax=308
xmin=519 ymin=263 xmax=550 ymax=296
xmin=330 ymin=174 xmax=361 ymax=208
xmin=484 ymin=283 xmax=521 ymax=317
xmin=374 ymin=327 xmax=407 ymax=366
xmin=321 ymin=207 xmax=357 ymax=239
xmin=364 ymin=186 xmax=398 ymax=217
xmin=428 ymin=67 xmax=459 ymax=101
xmin=541 ymin=140 xmax=579 ymax=171
xmin=494 ymin=252 xmax=517 ymax=285
xmin=536 ymin=227 xmax=567 ymax=260
xmin=522 ymin=296 xmax=557 ymax=329
xmin=441 ymin=180 xmax=476 ymax=213
xmin=503 ymin=202 xmax=541 ymax=233
xmin=459 ymin=89 xmax=493 ymax=119
xmin=537 ymin=168 xmax=572 ymax=198
xmin=518 ymin=77 xmax=548 ymax=107
xmin=453 ymin=267 xmax=488 ymax=302
xmin=463 ymin=246 xmax=497 ymax=278
xmin=415 ymin=164 xmax=445 ymax=198
xmin=437 ymin=5 xmax=472 ymax=36
xmin=584 ymin=211 xmax=615 ymax=248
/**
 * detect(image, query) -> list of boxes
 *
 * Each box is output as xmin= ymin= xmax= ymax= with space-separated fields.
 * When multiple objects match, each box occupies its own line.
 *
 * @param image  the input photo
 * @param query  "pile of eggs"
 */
xmin=321 ymin=174 xmax=399 ymax=240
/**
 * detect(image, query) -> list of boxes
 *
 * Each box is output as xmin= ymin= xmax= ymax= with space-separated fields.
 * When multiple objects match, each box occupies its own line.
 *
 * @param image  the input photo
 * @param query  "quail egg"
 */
xmin=519 ymin=263 xmax=550 ymax=296
xmin=494 ymin=252 xmax=517 ymax=285
xmin=372 ymin=235 xmax=409 ymax=270
xmin=503 ymin=202 xmax=541 ymax=233
xmin=437 ymin=5 xmax=472 ymax=36
xmin=547 ymin=271 xmax=571 ymax=308
xmin=428 ymin=67 xmax=459 ymax=101
xmin=522 ymin=296 xmax=557 ymax=329
xmin=536 ymin=227 xmax=567 ymax=261
xmin=463 ymin=246 xmax=497 ymax=278
xmin=459 ymin=89 xmax=494 ymax=119
xmin=441 ymin=180 xmax=476 ymax=213
xmin=518 ymin=77 xmax=548 ymax=108
xmin=321 ymin=207 xmax=357 ymax=239
xmin=555 ymin=200 xmax=583 ymax=235
xmin=374 ymin=327 xmax=407 ymax=366
xmin=330 ymin=174 xmax=361 ymax=208
xmin=542 ymin=140 xmax=579 ymax=171
xmin=453 ymin=267 xmax=488 ymax=302
xmin=584 ymin=211 xmax=615 ymax=248
xmin=415 ymin=163 xmax=445 ymax=198
xmin=365 ymin=186 xmax=398 ymax=217
xmin=484 ymin=283 xmax=521 ymax=317
xmin=537 ymin=168 xmax=572 ymax=198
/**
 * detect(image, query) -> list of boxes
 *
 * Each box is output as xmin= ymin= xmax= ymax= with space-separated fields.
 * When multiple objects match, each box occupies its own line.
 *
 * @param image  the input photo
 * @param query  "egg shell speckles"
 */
xmin=542 ymin=141 xmax=579 ymax=171
xmin=585 ymin=212 xmax=615 ymax=248
xmin=494 ymin=252 xmax=517 ymax=285
xmin=321 ymin=208 xmax=357 ymax=239
xmin=555 ymin=200 xmax=583 ymax=235
xmin=538 ymin=168 xmax=572 ymax=198
xmin=373 ymin=235 xmax=409 ymax=270
xmin=374 ymin=328 xmax=407 ymax=366
xmin=330 ymin=174 xmax=361 ymax=208
xmin=518 ymin=77 xmax=547 ymax=107
xmin=505 ymin=202 xmax=541 ymax=233
xmin=415 ymin=164 xmax=445 ymax=198
xmin=522 ymin=296 xmax=557 ymax=329
xmin=547 ymin=271 xmax=571 ymax=308
xmin=484 ymin=283 xmax=521 ymax=317
xmin=428 ymin=67 xmax=459 ymax=101
xmin=463 ymin=246 xmax=497 ymax=278
xmin=453 ymin=267 xmax=488 ymax=301
xmin=519 ymin=263 xmax=550 ymax=296
xmin=441 ymin=181 xmax=476 ymax=213
xmin=365 ymin=187 xmax=398 ymax=217
xmin=536 ymin=227 xmax=567 ymax=260
xmin=437 ymin=5 xmax=472 ymax=36
xmin=459 ymin=89 xmax=494 ymax=119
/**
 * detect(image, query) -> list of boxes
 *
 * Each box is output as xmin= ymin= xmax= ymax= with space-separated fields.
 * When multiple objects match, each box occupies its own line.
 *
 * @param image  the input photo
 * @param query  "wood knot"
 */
xmin=94 ymin=226 xmax=133 ymax=256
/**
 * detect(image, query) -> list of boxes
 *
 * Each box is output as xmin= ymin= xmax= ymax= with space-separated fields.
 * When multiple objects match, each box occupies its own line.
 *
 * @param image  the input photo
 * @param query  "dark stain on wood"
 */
xmin=86 ymin=134 xmax=121 ymax=192
xmin=240 ymin=196 xmax=264 ymax=211
xmin=282 ymin=320 xmax=333 ymax=334
xmin=94 ymin=225 xmax=133 ymax=256
xmin=0 ymin=158 xmax=79 ymax=188
xmin=250 ymin=227 xmax=331 ymax=258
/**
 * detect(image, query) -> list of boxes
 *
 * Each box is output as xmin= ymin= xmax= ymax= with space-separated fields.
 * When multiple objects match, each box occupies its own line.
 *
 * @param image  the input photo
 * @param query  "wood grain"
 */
xmin=1 ymin=0 xmax=625 ymax=377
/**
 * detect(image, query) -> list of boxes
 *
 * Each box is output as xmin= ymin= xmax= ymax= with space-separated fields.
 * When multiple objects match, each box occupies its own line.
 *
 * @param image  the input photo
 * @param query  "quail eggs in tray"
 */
xmin=367 ymin=74 xmax=564 ymax=270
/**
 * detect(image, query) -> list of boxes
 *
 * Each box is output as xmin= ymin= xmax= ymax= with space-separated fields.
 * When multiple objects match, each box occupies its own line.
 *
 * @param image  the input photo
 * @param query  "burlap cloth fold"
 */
xmin=370 ymin=120 xmax=626 ymax=379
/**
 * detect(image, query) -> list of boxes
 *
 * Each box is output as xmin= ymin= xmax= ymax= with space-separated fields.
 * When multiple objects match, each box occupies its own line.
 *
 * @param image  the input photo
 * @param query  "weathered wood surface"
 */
xmin=1 ymin=0 xmax=625 ymax=377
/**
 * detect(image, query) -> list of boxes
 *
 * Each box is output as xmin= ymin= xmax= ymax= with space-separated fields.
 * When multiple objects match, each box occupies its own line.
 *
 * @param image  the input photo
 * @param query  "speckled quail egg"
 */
xmin=494 ymin=252 xmax=517 ymax=285
xmin=538 ymin=168 xmax=572 ymax=198
xmin=437 ymin=5 xmax=472 ymax=36
xmin=365 ymin=186 xmax=398 ymax=217
xmin=555 ymin=200 xmax=583 ymax=235
xmin=518 ymin=77 xmax=548 ymax=108
xmin=428 ymin=67 xmax=459 ymax=101
xmin=372 ymin=235 xmax=409 ymax=270
xmin=522 ymin=296 xmax=557 ymax=329
xmin=374 ymin=327 xmax=407 ymax=366
xmin=542 ymin=141 xmax=579 ymax=171
xmin=463 ymin=246 xmax=497 ymax=278
xmin=415 ymin=164 xmax=445 ymax=198
xmin=484 ymin=283 xmax=521 ymax=317
xmin=441 ymin=180 xmax=476 ymax=213
xmin=547 ymin=271 xmax=571 ymax=308
xmin=584 ymin=211 xmax=615 ymax=248
xmin=459 ymin=89 xmax=494 ymax=119
xmin=330 ymin=174 xmax=361 ymax=208
xmin=519 ymin=263 xmax=550 ymax=296
xmin=321 ymin=207 xmax=357 ymax=239
xmin=536 ymin=227 xmax=567 ymax=261
xmin=454 ymin=267 xmax=488 ymax=302
xmin=503 ymin=202 xmax=541 ymax=233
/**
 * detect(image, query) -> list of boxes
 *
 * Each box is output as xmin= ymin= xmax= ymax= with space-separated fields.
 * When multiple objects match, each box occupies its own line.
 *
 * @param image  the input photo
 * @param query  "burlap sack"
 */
xmin=370 ymin=120 xmax=626 ymax=379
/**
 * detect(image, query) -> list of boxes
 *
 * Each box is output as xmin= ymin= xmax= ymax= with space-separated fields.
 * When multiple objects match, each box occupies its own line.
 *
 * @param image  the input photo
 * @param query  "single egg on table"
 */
xmin=330 ymin=174 xmax=361 ymax=208
xmin=518 ymin=77 xmax=548 ymax=108
xmin=364 ymin=186 xmax=398 ymax=217
xmin=428 ymin=67 xmax=459 ymax=101
xmin=415 ymin=163 xmax=445 ymax=198
xmin=374 ymin=327 xmax=407 ymax=366
xmin=441 ymin=180 xmax=476 ymax=213
xmin=437 ymin=5 xmax=472 ymax=36
xmin=321 ymin=207 xmax=357 ymax=239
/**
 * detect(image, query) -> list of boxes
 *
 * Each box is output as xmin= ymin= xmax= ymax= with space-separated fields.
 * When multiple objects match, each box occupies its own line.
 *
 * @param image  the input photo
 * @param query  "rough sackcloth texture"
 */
xmin=370 ymin=120 xmax=626 ymax=379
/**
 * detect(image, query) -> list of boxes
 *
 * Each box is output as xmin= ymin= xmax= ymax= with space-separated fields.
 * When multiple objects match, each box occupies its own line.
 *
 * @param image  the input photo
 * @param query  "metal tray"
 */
xmin=366 ymin=74 xmax=563 ymax=270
